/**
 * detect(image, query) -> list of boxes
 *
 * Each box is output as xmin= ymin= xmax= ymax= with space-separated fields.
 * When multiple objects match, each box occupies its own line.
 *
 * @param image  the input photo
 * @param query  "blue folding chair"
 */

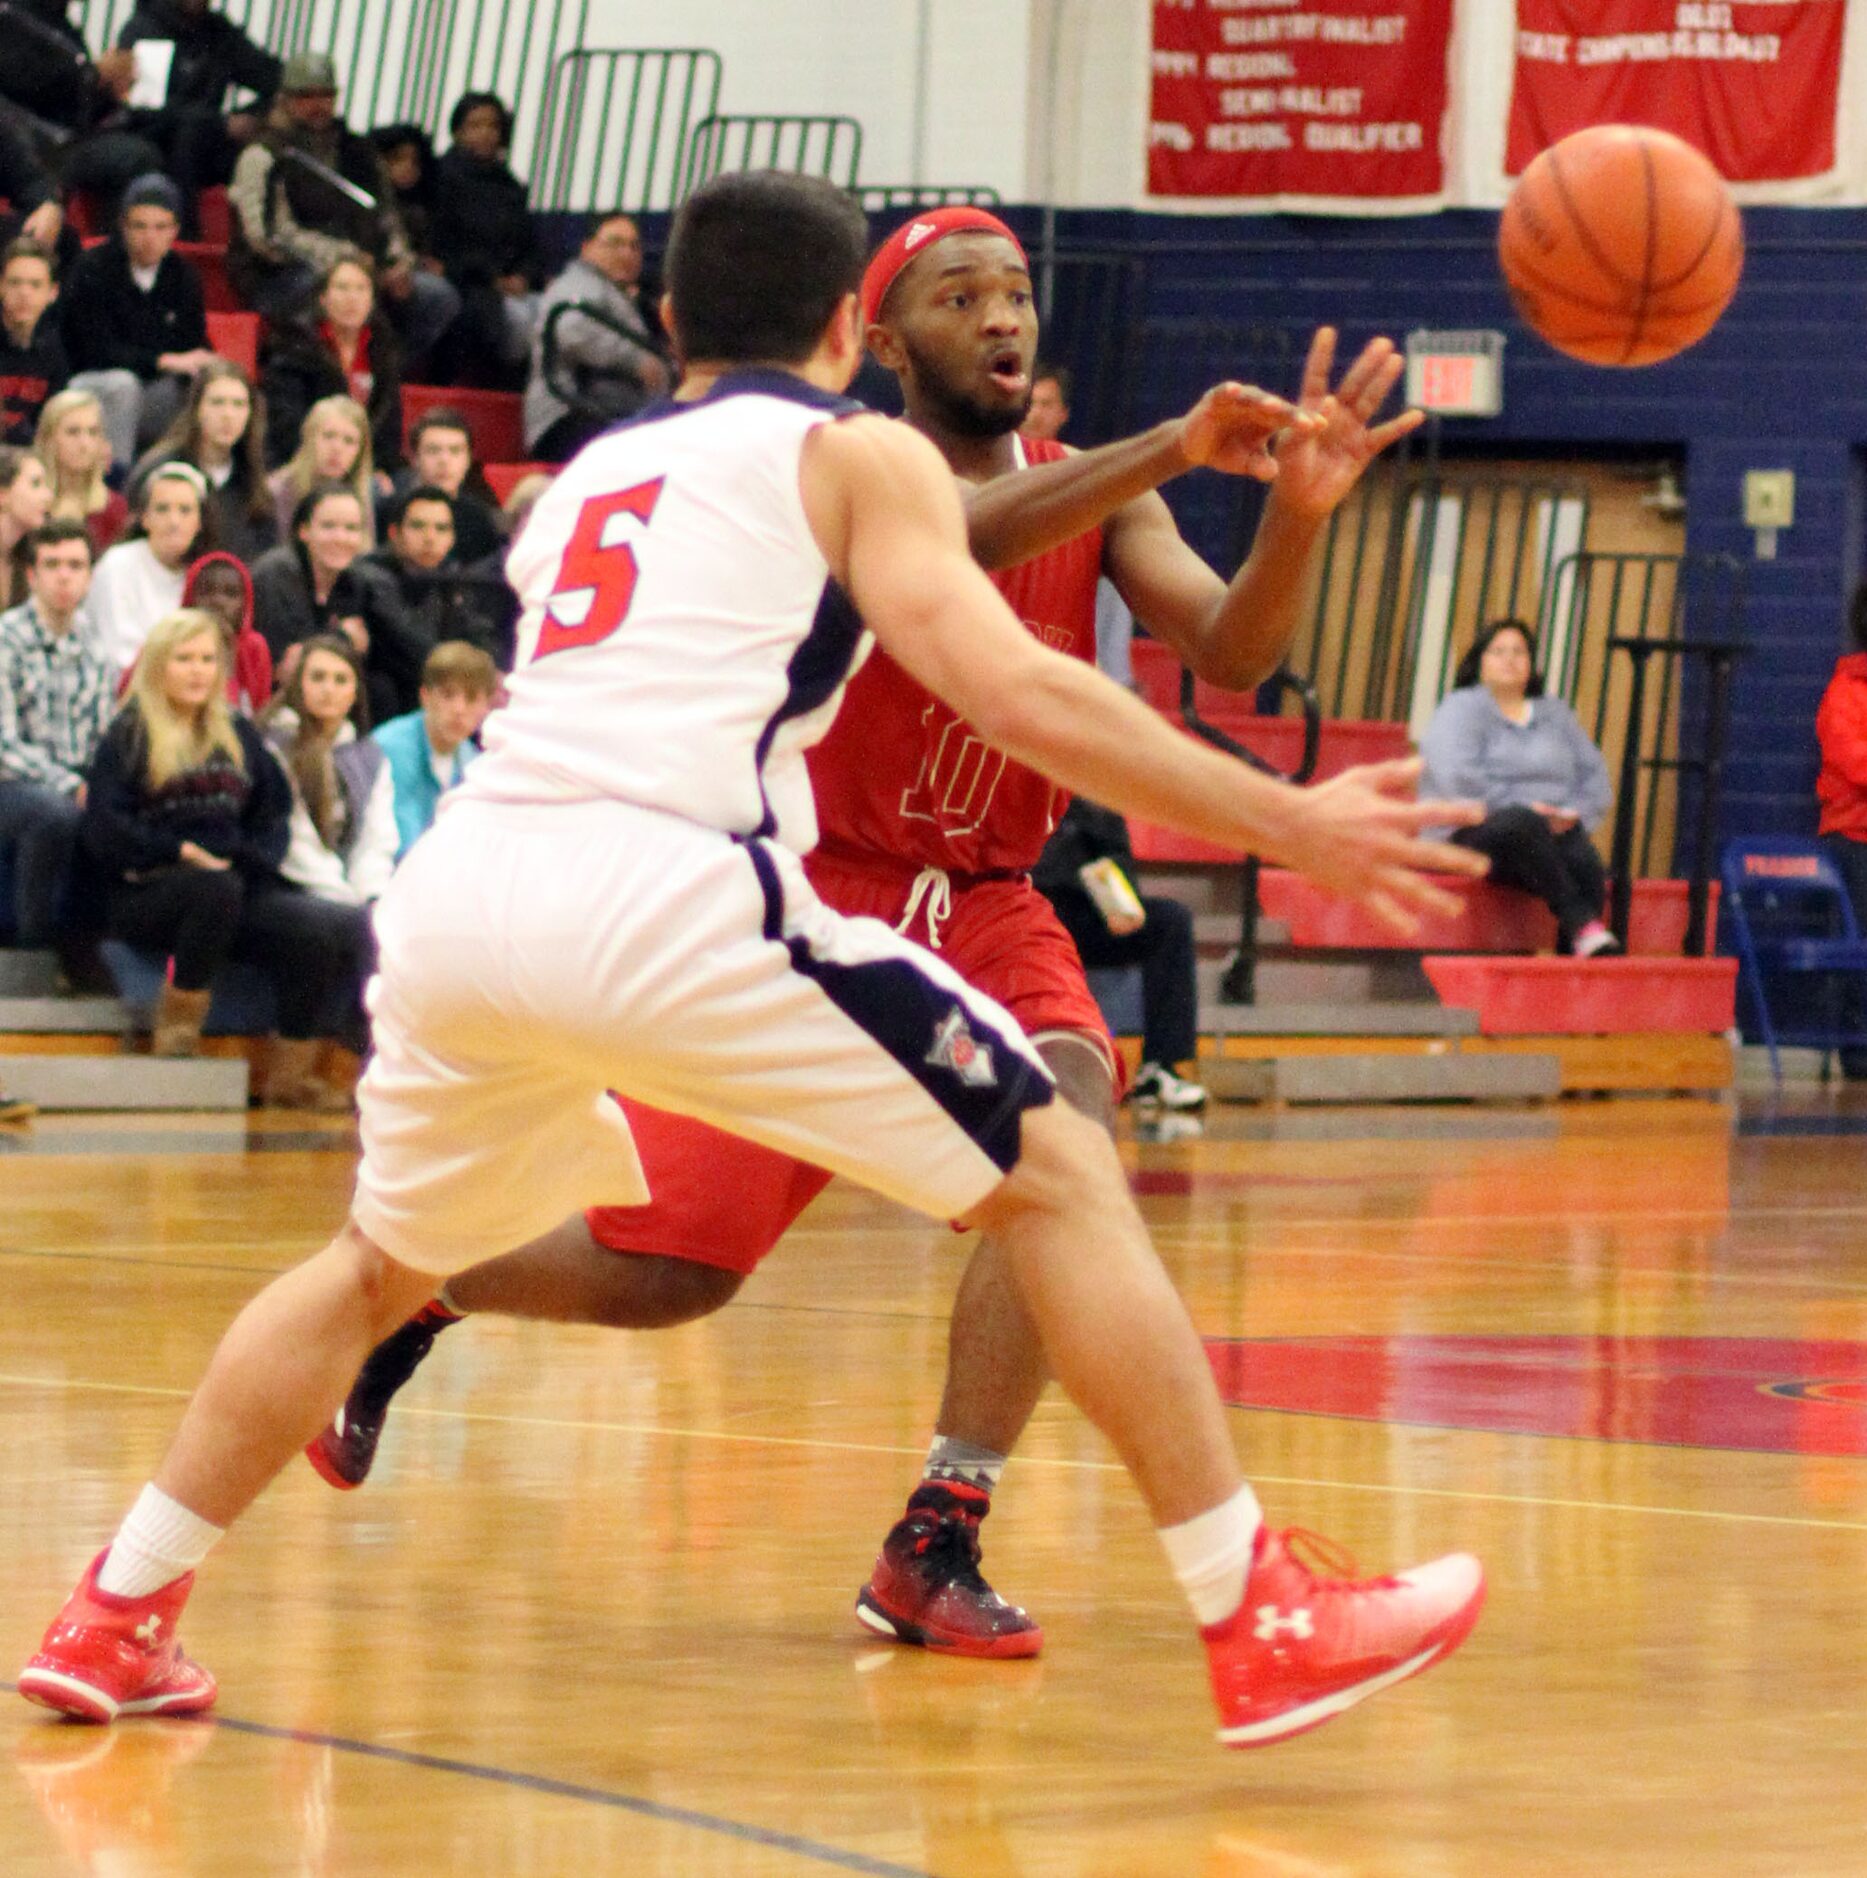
xmin=1721 ymin=836 xmax=1867 ymax=1080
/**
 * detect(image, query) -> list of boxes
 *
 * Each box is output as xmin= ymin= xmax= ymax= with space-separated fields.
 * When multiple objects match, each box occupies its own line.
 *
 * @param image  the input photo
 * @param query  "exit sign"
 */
xmin=1404 ymin=330 xmax=1505 ymax=418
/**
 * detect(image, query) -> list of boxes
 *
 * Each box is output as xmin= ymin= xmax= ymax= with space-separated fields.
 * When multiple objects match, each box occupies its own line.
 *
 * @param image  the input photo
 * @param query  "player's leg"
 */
xmin=19 ymin=1224 xmax=440 ymax=1720
xmin=968 ymin=1098 xmax=1485 ymax=1747
xmin=857 ymin=1033 xmax=1111 ymax=1657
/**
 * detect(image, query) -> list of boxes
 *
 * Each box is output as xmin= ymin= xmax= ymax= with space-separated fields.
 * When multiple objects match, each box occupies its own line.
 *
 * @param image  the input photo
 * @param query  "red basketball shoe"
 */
xmin=855 ymin=1481 xmax=1043 ymax=1659
xmin=1205 ymin=1525 xmax=1484 ymax=1748
xmin=19 ymin=1553 xmax=217 ymax=1723
xmin=306 ymin=1299 xmax=460 ymax=1490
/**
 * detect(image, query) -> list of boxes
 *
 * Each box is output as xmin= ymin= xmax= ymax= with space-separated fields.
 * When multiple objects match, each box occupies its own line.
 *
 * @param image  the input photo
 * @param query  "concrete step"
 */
xmin=0 ymin=995 xmax=125 ymax=1034
xmin=1205 ymin=1051 xmax=1561 ymax=1105
xmin=0 ymin=949 xmax=60 ymax=995
xmin=0 ymin=1052 xmax=248 ymax=1112
xmin=1207 ymin=1001 xmax=1479 ymax=1039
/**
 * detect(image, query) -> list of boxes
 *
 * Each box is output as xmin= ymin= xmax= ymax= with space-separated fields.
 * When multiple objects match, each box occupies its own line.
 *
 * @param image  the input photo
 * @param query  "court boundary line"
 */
xmin=2 ymin=1369 xmax=1863 ymax=1533
xmin=3 ymin=1696 xmax=940 ymax=1878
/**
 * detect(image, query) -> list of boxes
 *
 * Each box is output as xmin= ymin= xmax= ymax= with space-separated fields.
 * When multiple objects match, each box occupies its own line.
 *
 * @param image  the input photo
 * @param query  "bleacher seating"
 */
xmin=402 ymin=386 xmax=526 ymax=465
xmin=178 ymin=242 xmax=240 ymax=313
xmin=197 ymin=188 xmax=232 ymax=248
xmin=206 ymin=311 xmax=261 ymax=377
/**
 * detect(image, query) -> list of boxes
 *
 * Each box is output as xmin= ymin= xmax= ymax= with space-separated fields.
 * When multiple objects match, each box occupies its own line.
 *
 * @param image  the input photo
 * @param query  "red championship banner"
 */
xmin=1148 ymin=0 xmax=1454 ymax=204
xmin=1508 ymin=2 xmax=1846 ymax=183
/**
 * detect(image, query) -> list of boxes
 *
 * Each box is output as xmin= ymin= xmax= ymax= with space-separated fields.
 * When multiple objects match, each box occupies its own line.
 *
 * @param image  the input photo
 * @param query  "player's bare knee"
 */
xmin=975 ymin=1099 xmax=1129 ymax=1233
xmin=334 ymin=1223 xmax=435 ymax=1335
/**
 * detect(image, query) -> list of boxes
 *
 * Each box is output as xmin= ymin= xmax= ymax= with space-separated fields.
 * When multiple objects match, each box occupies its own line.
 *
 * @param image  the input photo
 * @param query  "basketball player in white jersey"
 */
xmin=23 ymin=172 xmax=1489 ymax=1748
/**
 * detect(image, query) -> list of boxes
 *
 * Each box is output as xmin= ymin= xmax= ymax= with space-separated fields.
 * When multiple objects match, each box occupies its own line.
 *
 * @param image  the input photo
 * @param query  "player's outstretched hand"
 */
xmin=1269 ymin=327 xmax=1426 ymax=521
xmin=1178 ymin=383 xmax=1320 ymax=482
xmin=1272 ymin=758 xmax=1488 ymax=937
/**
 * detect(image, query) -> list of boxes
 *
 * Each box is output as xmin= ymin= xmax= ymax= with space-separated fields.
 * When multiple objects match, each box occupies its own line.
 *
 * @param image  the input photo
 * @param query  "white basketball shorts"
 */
xmin=351 ymin=798 xmax=1056 ymax=1274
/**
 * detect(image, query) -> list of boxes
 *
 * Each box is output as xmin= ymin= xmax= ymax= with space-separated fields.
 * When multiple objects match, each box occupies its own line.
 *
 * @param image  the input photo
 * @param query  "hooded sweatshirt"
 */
xmin=183 ymin=551 xmax=274 ymax=716
xmin=1817 ymin=652 xmax=1867 ymax=843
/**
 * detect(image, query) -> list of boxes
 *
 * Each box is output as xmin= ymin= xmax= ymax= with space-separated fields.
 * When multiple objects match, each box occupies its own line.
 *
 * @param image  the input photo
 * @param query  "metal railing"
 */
xmin=677 ymin=114 xmax=863 ymax=200
xmin=533 ymin=48 xmax=721 ymax=215
xmin=857 ymin=184 xmax=1001 ymax=212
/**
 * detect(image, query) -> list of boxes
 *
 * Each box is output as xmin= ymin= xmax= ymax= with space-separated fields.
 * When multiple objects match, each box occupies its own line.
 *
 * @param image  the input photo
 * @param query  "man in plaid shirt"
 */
xmin=0 ymin=520 xmax=115 ymax=965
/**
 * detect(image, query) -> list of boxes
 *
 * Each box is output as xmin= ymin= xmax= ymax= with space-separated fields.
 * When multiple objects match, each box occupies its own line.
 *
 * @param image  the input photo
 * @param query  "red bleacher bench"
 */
xmin=177 ymin=241 xmax=239 ymax=313
xmin=1253 ymin=872 xmax=1718 ymax=958
xmin=206 ymin=310 xmax=260 ymax=377
xmin=402 ymin=385 xmax=525 ymax=464
xmin=1422 ymin=955 xmax=1737 ymax=1035
xmin=483 ymin=462 xmax=554 ymax=505
xmin=197 ymin=187 xmax=231 ymax=248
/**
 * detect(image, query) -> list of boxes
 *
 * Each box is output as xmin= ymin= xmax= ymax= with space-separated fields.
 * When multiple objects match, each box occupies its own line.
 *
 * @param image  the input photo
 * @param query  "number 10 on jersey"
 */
xmin=536 ymin=478 xmax=666 ymax=660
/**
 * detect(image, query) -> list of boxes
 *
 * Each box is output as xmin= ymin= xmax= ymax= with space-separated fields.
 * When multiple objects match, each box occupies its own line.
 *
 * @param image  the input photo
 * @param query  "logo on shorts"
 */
xmin=927 ymin=1007 xmax=997 ymax=1089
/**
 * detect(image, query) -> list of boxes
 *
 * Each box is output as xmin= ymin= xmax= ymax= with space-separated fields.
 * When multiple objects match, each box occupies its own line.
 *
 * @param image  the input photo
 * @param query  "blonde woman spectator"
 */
xmin=0 ymin=445 xmax=53 ymax=608
xmin=267 ymin=394 xmax=376 ymax=544
xmin=35 ymin=390 xmax=130 ymax=555
xmin=89 ymin=463 xmax=213 ymax=677
xmin=259 ymin=633 xmax=395 ymax=907
xmin=82 ymin=609 xmax=356 ymax=1103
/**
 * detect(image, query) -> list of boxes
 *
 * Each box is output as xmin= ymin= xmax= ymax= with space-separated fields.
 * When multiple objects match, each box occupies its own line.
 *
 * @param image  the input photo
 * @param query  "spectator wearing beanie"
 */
xmin=62 ymin=173 xmax=216 ymax=471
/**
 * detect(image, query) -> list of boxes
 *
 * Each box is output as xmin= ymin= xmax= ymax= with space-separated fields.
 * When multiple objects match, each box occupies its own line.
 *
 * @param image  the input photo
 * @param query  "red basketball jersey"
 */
xmin=807 ymin=436 xmax=1105 ymax=876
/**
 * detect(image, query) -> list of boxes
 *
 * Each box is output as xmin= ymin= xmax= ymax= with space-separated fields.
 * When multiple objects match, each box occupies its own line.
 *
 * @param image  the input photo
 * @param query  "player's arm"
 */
xmin=802 ymin=415 xmax=1485 ymax=932
xmin=960 ymin=382 xmax=1306 ymax=572
xmin=1104 ymin=330 xmax=1425 ymax=692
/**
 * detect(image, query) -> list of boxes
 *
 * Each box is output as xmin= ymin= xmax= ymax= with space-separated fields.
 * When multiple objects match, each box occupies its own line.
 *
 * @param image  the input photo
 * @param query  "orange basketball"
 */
xmin=1499 ymin=125 xmax=1744 ymax=368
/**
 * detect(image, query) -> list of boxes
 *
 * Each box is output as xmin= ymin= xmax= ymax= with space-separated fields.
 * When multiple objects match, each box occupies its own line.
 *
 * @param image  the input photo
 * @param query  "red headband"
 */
xmin=859 ymin=208 xmax=1028 ymax=327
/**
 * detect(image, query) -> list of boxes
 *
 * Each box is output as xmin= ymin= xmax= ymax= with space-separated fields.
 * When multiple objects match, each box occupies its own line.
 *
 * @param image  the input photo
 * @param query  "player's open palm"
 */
xmin=1271 ymin=327 xmax=1426 ymax=520
xmin=1276 ymin=758 xmax=1488 ymax=936
xmin=1178 ymin=382 xmax=1314 ymax=482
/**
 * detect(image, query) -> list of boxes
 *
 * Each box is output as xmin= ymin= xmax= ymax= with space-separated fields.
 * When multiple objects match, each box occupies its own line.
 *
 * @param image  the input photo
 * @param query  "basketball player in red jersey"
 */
xmin=310 ymin=209 xmax=1426 ymax=1658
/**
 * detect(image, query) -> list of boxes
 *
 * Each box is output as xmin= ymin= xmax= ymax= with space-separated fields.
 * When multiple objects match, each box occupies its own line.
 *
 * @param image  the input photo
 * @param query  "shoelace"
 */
xmin=913 ymin=1511 xmax=993 ymax=1596
xmin=1281 ymin=1527 xmax=1398 ymax=1591
xmin=895 ymin=866 xmax=954 ymax=951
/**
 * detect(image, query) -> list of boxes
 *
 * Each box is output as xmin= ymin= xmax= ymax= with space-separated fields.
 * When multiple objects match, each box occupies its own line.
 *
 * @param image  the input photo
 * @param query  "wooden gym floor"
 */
xmin=3 ymin=1094 xmax=1866 ymax=1875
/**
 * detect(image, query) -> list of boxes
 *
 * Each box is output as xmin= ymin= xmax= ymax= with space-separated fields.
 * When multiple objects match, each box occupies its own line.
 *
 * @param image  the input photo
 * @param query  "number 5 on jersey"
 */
xmin=536 ymin=478 xmax=666 ymax=660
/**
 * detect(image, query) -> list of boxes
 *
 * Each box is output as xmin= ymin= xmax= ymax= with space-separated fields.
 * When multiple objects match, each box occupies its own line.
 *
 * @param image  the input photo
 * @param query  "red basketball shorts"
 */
xmin=584 ymin=856 xmax=1116 ymax=1274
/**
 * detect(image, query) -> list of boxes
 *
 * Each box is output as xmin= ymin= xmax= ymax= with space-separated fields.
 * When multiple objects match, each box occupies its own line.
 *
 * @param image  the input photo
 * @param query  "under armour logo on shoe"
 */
xmin=904 ymin=220 xmax=939 ymax=251
xmin=134 ymin=1615 xmax=163 ymax=1646
xmin=1252 ymin=1605 xmax=1313 ymax=1642
xmin=926 ymin=1008 xmax=997 ymax=1088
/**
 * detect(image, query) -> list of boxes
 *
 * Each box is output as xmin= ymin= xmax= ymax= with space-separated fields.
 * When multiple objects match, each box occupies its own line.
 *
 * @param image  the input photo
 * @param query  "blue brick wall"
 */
xmin=1023 ymin=205 xmax=1867 ymax=858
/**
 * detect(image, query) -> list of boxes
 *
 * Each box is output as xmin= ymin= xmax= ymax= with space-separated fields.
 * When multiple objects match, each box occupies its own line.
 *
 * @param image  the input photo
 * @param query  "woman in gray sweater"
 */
xmin=1418 ymin=617 xmax=1620 ymax=956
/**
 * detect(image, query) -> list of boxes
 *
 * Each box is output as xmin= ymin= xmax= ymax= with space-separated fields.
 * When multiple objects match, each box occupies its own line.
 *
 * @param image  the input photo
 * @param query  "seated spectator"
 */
xmin=0 ymin=93 xmax=66 ymax=255
xmin=0 ymin=518 xmax=111 ymax=955
xmin=397 ymin=407 xmax=501 ymax=562
xmin=116 ymin=0 xmax=281 ymax=233
xmin=1033 ymin=795 xmax=1207 ymax=1112
xmin=82 ymin=606 xmax=357 ymax=1101
xmin=1419 ymin=616 xmax=1619 ymax=957
xmin=250 ymin=481 xmax=424 ymax=719
xmin=267 ymin=391 xmax=377 ymax=541
xmin=0 ymin=238 xmax=67 ymax=448
xmin=361 ymin=483 xmax=506 ymax=665
xmin=61 ymin=174 xmax=214 ymax=470
xmin=131 ymin=358 xmax=276 ymax=564
xmin=227 ymin=53 xmax=458 ymax=372
xmin=526 ymin=211 xmax=670 ymax=461
xmin=371 ymin=637 xmax=493 ymax=855
xmin=183 ymin=548 xmax=270 ymax=712
xmin=0 ymin=443 xmax=54 ymax=605
xmin=432 ymin=91 xmax=539 ymax=389
xmin=0 ymin=2 xmax=162 ymax=214
xmin=262 ymin=249 xmax=402 ymax=480
xmin=1814 ymin=580 xmax=1867 ymax=1076
xmin=89 ymin=459 xmax=211 ymax=674
xmin=260 ymin=631 xmax=393 ymax=910
xmin=35 ymin=388 xmax=129 ymax=552
xmin=1020 ymin=362 xmax=1071 ymax=444
xmin=368 ymin=122 xmax=436 ymax=260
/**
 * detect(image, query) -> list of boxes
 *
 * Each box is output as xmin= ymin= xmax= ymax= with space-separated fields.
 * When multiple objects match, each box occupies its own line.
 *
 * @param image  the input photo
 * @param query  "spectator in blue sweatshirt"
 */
xmin=369 ymin=638 xmax=494 ymax=856
xmin=1419 ymin=617 xmax=1619 ymax=957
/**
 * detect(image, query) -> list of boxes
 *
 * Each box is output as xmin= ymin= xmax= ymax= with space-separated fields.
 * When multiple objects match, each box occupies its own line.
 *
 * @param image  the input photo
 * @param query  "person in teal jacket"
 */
xmin=368 ymin=639 xmax=495 ymax=857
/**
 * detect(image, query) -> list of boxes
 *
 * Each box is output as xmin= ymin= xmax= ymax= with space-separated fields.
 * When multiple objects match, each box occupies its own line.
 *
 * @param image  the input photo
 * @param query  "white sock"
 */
xmin=95 ymin=1484 xmax=225 ymax=1599
xmin=923 ymin=1434 xmax=1006 ymax=1495
xmin=1158 ymin=1484 xmax=1262 ymax=1628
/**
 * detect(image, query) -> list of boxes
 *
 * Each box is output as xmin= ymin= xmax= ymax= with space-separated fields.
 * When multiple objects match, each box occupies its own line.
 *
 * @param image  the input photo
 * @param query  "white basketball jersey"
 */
xmin=462 ymin=371 xmax=872 ymax=851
